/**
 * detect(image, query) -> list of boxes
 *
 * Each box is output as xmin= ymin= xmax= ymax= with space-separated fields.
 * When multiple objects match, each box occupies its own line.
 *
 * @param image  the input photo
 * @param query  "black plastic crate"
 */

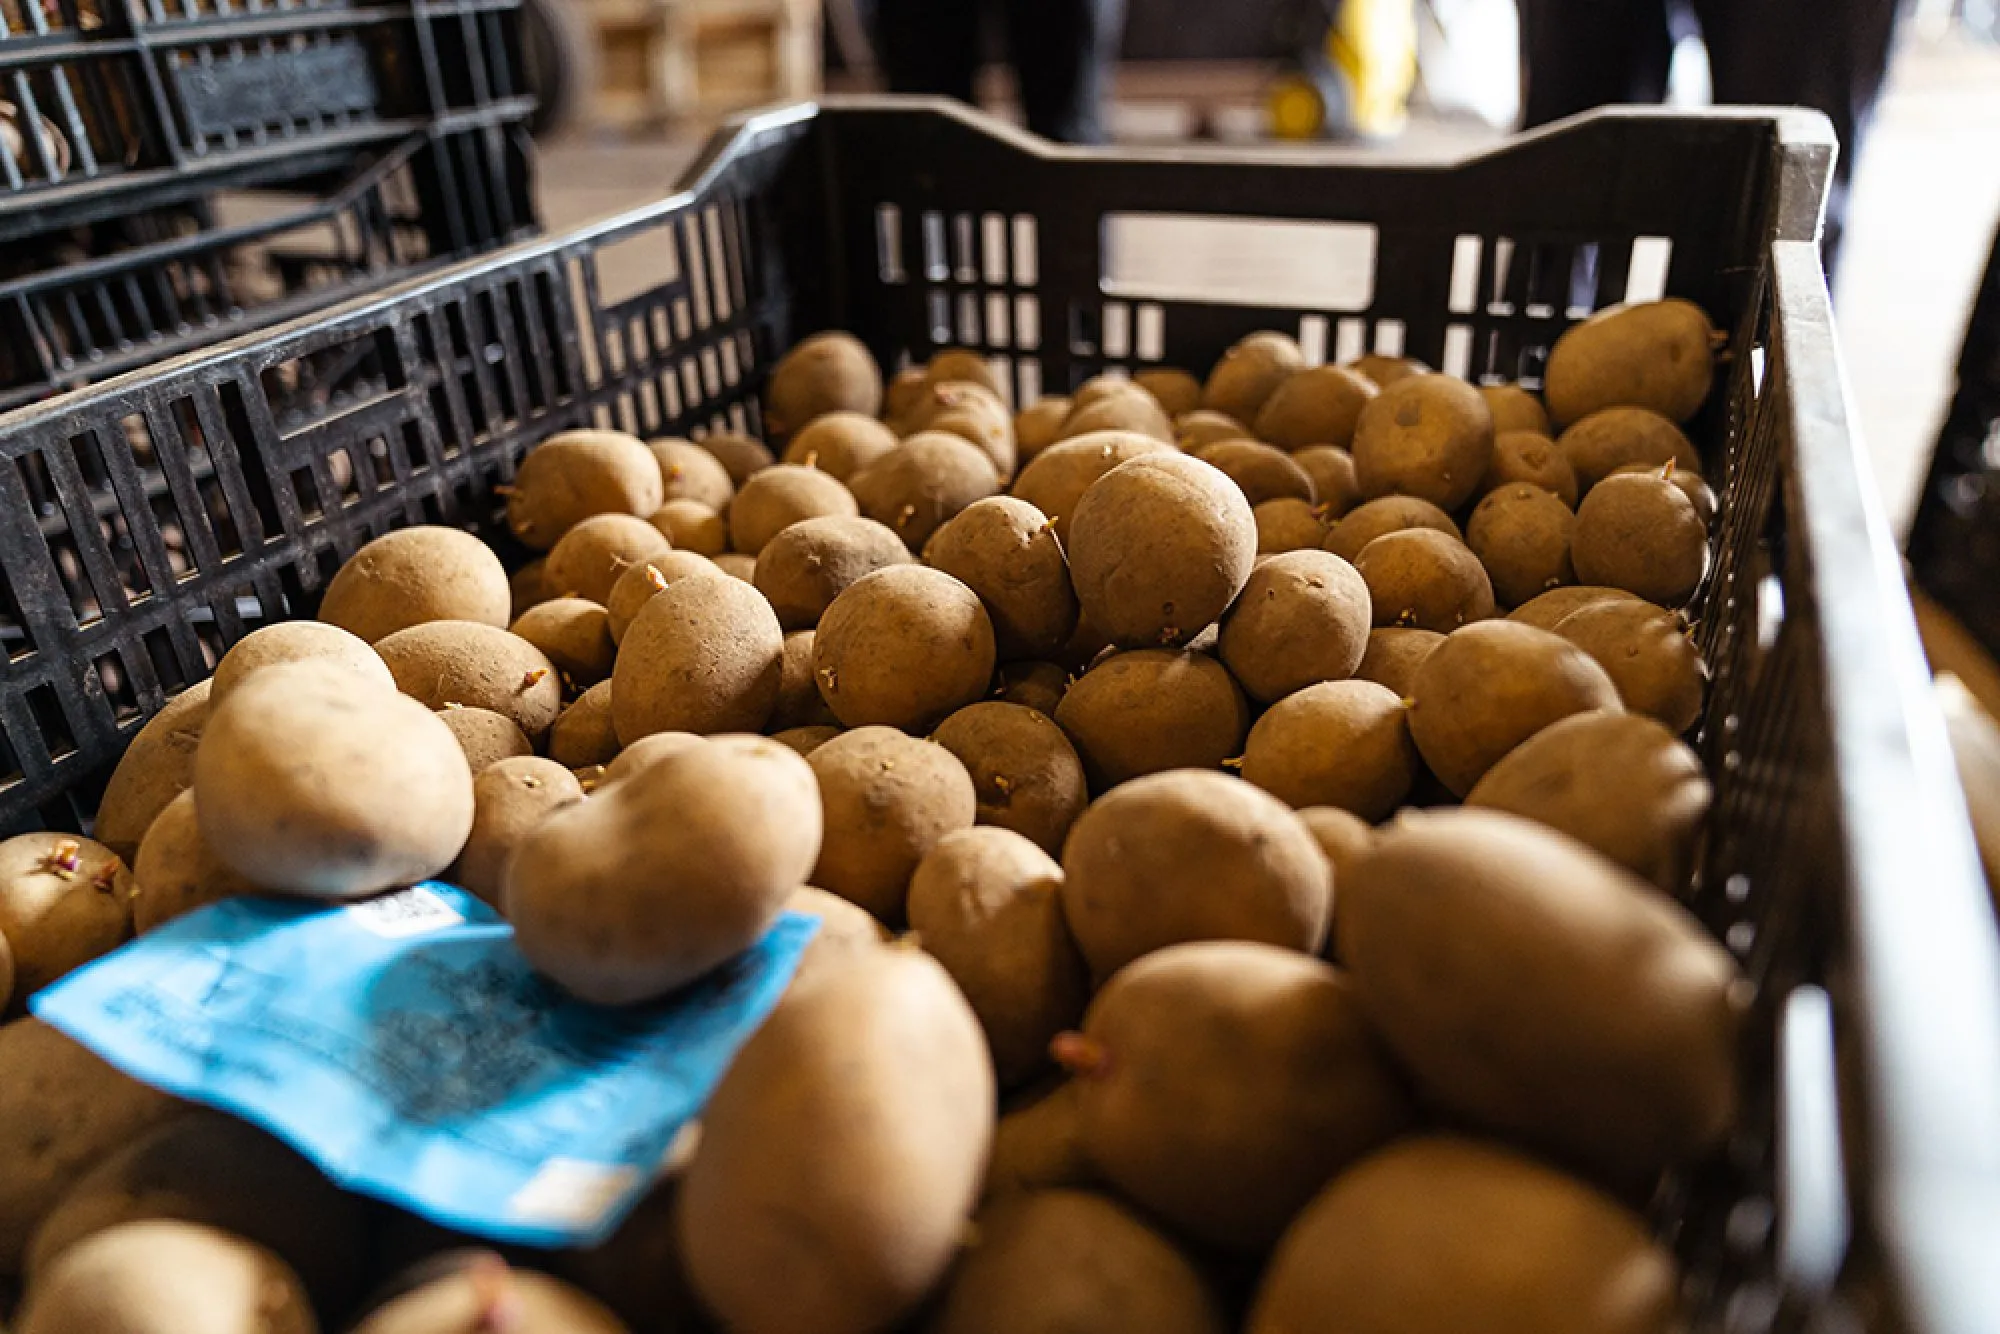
xmin=0 ymin=0 xmax=533 ymax=243
xmin=0 ymin=120 xmax=534 ymax=412
xmin=0 ymin=99 xmax=1997 ymax=1332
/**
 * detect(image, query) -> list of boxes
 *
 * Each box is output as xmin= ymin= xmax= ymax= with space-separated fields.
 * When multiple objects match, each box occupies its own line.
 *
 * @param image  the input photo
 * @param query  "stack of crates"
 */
xmin=0 ymin=0 xmax=540 ymax=414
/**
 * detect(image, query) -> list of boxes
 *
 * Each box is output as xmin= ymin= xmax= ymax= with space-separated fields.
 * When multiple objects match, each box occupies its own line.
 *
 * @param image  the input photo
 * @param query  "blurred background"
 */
xmin=528 ymin=0 xmax=2000 ymax=539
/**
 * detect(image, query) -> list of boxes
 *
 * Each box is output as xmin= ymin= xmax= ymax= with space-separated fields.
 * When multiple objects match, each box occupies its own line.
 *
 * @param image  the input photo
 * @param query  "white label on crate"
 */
xmin=345 ymin=886 xmax=464 ymax=939
xmin=1099 ymin=214 xmax=1377 ymax=312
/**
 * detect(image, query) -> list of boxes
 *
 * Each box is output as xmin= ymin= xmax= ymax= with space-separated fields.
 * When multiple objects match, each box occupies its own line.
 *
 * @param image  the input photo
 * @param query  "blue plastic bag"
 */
xmin=31 ymin=884 xmax=814 ymax=1248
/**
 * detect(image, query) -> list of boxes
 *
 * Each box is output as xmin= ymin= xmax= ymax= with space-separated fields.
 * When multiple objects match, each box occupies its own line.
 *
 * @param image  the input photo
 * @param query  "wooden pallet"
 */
xmin=590 ymin=0 xmax=820 ymax=130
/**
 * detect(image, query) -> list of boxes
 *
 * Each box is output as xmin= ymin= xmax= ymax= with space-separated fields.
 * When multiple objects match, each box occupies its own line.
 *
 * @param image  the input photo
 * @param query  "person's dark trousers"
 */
xmin=875 ymin=0 xmax=1125 ymax=144
xmin=1517 ymin=0 xmax=1901 ymax=276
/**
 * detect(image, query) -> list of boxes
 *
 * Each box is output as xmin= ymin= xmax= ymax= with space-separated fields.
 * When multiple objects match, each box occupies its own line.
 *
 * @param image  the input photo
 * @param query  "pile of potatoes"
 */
xmin=0 ymin=299 xmax=1744 ymax=1333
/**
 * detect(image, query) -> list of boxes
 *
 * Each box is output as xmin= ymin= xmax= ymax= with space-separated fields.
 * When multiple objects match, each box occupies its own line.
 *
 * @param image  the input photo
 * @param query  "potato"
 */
xmin=17 ymin=1220 xmax=313 ymax=1334
xmin=353 ymin=1257 xmax=628 ymax=1334
xmin=650 ymin=438 xmax=738 ymax=510
xmin=93 ymin=682 xmax=211 ymax=863
xmin=752 ymin=514 xmax=911 ymax=631
xmin=1557 ymin=408 xmax=1702 ymax=494
xmin=1175 ymin=409 xmax=1251 ymax=450
xmin=1571 ymin=470 xmax=1710 ymax=607
xmin=780 ymin=410 xmax=898 ymax=480
xmin=1406 ymin=621 xmax=1622 ymax=796
xmin=1353 ymin=528 xmax=1496 ymax=632
xmin=446 ymin=757 xmax=584 ymax=908
xmin=1058 ymin=941 xmax=1407 ymax=1250
xmin=984 ymin=1081 xmax=1094 ymax=1202
xmin=728 ymin=464 xmax=859 ymax=556
xmin=1241 ymin=681 xmax=1417 ymax=820
xmin=507 ymin=737 xmax=819 ymax=1004
xmin=647 ymin=498 xmax=727 ymax=556
xmin=508 ymin=598 xmax=615 ymax=689
xmin=319 ymin=526 xmax=510 ymax=644
xmin=1337 ymin=809 xmax=1742 ymax=1180
xmin=600 ymin=731 xmax=705 ymax=785
xmin=504 ymin=430 xmax=663 ymax=550
xmin=807 ymin=727 xmax=975 ymax=922
xmin=374 ymin=621 xmax=565 ymax=743
xmin=510 ymin=558 xmax=551 ymax=620
xmin=604 ymin=551 xmax=721 ymax=643
xmin=1254 ymin=497 xmax=1326 ymax=553
xmin=931 ymin=702 xmax=1087 ymax=856
xmin=1548 ymin=597 xmax=1707 ymax=733
xmin=813 ymin=566 xmax=995 ymax=732
xmin=210 ymin=623 xmax=390 ymax=706
xmin=1008 ymin=430 xmax=1169 ymax=546
xmin=1544 ymin=298 xmax=1717 ymax=426
xmin=932 ymin=1190 xmax=1227 ymax=1334
xmin=849 ymin=431 xmax=1002 ymax=551
xmin=1253 ymin=364 xmax=1376 ymax=449
xmin=905 ymin=381 xmax=1019 ymax=479
xmin=1351 ymin=373 xmax=1494 ymax=512
xmin=0 ymin=1018 xmax=185 ymax=1274
xmin=908 ymin=828 xmax=1086 ymax=1088
xmin=1125 ymin=367 xmax=1193 ymax=416
xmin=1058 ymin=608 xmax=1113 ymax=671
xmin=1467 ymin=711 xmax=1709 ymax=892
xmin=1058 ymin=384 xmax=1173 ymax=446
xmin=553 ymin=1182 xmax=703 ymax=1334
xmin=925 ymin=348 xmax=1003 ymax=396
xmin=131 ymin=792 xmax=257 ymax=932
xmin=1298 ymin=805 xmax=1373 ymax=894
xmin=1218 ymin=549 xmax=1371 ymax=702
xmin=1053 ymin=649 xmax=1248 ymax=790
xmin=194 ymin=661 xmax=474 ymax=898
xmin=25 ymin=1111 xmax=365 ymax=1315
xmin=1202 ymin=331 xmax=1305 ymax=423
xmin=1322 ymin=494 xmax=1461 ymax=562
xmin=773 ymin=630 xmax=837 ymax=730
xmin=769 ymin=725 xmax=841 ymax=757
xmin=712 ymin=552 xmax=757 ymax=581
xmin=1248 ymin=1136 xmax=1679 ymax=1334
xmin=1478 ymin=383 xmax=1552 ymax=436
xmin=1345 ymin=353 xmax=1425 ymax=388
xmin=1293 ymin=444 xmax=1362 ymax=519
xmin=784 ymin=884 xmax=889 ymax=984
xmin=1352 ymin=626 xmax=1442 ymax=697
xmin=611 ymin=573 xmax=783 ymax=743
xmin=0 ymin=834 xmax=131 ymax=1007
xmin=677 ymin=946 xmax=993 ymax=1334
xmin=1059 ymin=770 xmax=1330 ymax=981
xmin=1466 ymin=484 xmax=1576 ymax=608
xmin=1068 ymin=452 xmax=1255 ymax=649
xmin=1194 ymin=438 xmax=1316 ymax=505
xmin=0 ymin=929 xmax=12 ymax=1012
xmin=1611 ymin=459 xmax=1718 ymax=524
xmin=994 ymin=660 xmax=1069 ymax=717
xmin=923 ymin=496 xmax=1077 ymax=659
xmin=1508 ymin=583 xmax=1641 ymax=631
xmin=1014 ymin=396 xmax=1072 ymax=462
xmin=1479 ymin=429 xmax=1578 ymax=507
xmin=697 ymin=433 xmax=777 ymax=489
xmin=546 ymin=684 xmax=618 ymax=769
xmin=543 ymin=514 xmax=671 ymax=607
xmin=765 ymin=331 xmax=883 ymax=436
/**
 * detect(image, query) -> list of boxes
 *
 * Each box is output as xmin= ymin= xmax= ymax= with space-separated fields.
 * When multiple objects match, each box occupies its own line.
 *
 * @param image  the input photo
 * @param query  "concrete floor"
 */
xmin=534 ymin=32 xmax=2000 ymax=536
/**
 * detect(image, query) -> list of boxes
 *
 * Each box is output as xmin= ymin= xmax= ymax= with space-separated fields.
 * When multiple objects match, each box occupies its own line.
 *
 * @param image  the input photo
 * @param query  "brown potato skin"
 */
xmin=544 ymin=513 xmax=672 ymax=606
xmin=93 ymin=682 xmax=211 ymax=864
xmin=1479 ymin=430 xmax=1579 ymax=508
xmin=1323 ymin=495 xmax=1461 ymax=563
xmin=1241 ymin=681 xmax=1418 ymax=821
xmin=697 ymin=433 xmax=778 ymax=489
xmin=812 ymin=566 xmax=996 ymax=733
xmin=210 ymin=622 xmax=390 ymax=706
xmin=1558 ymin=407 xmax=1702 ymax=494
xmin=931 ymin=701 xmax=1088 ymax=857
xmin=604 ymin=550 xmax=722 ymax=643
xmin=1353 ymin=529 xmax=1497 ymax=634
xmin=356 ymin=1262 xmax=631 ymax=1334
xmin=132 ymin=792 xmax=257 ymax=933
xmin=1218 ymin=549 xmax=1372 ymax=703
xmin=773 ymin=629 xmax=839 ymax=730
xmin=0 ymin=833 xmax=132 ymax=1009
xmin=1467 ymin=484 xmax=1576 ymax=609
xmin=1549 ymin=597 xmax=1708 ymax=734
xmin=1544 ymin=298 xmax=1716 ymax=427
xmin=1175 ymin=410 xmax=1252 ymax=451
xmin=450 ymin=757 xmax=584 ymax=907
xmin=808 ymin=727 xmax=976 ymax=922
xmin=849 ymin=431 xmax=1003 ymax=552
xmin=1194 ymin=439 xmax=1317 ymax=507
xmin=1346 ymin=354 xmax=1426 ymax=388
xmin=1203 ymin=332 xmax=1305 ymax=423
xmin=1466 ymin=710 xmax=1711 ymax=893
xmin=1352 ymin=626 xmax=1443 ymax=697
xmin=504 ymin=430 xmax=664 ymax=551
xmin=983 ymin=1081 xmax=1095 ymax=1202
xmin=648 ymin=498 xmax=728 ymax=556
xmin=1054 ymin=649 xmax=1249 ymax=791
xmin=1298 ymin=806 xmax=1373 ymax=900
xmin=1066 ymin=941 xmax=1409 ymax=1252
xmin=611 ymin=574 xmax=784 ymax=743
xmin=1254 ymin=497 xmax=1327 ymax=552
xmin=780 ymin=410 xmax=899 ymax=480
xmin=1248 ymin=1136 xmax=1680 ymax=1334
xmin=18 ymin=1219 xmax=315 ymax=1334
xmin=650 ymin=438 xmax=738 ymax=510
xmin=1058 ymin=770 xmax=1331 ymax=983
xmin=600 ymin=731 xmax=706 ymax=785
xmin=770 ymin=724 xmax=841 ymax=757
xmin=1009 ymin=430 xmax=1170 ymax=546
xmin=994 ymin=660 xmax=1070 ymax=717
xmin=1508 ymin=584 xmax=1641 ymax=632
xmin=728 ymin=464 xmax=860 ymax=557
xmin=546 ymin=683 xmax=620 ymax=769
xmin=374 ymin=621 xmax=566 ymax=743
xmin=923 ymin=496 xmax=1078 ymax=660
xmin=1014 ymin=397 xmax=1073 ymax=463
xmin=752 ymin=514 xmax=911 ymax=631
xmin=763 ymin=331 xmax=884 ymax=436
xmin=1351 ymin=374 xmax=1495 ymax=512
xmin=1136 ymin=368 xmax=1202 ymax=416
xmin=1407 ymin=620 xmax=1623 ymax=796
xmin=437 ymin=705 xmax=533 ymax=774
xmin=677 ymin=947 xmax=994 ymax=1334
xmin=319 ymin=526 xmax=511 ymax=644
xmin=1253 ymin=364 xmax=1377 ymax=450
xmin=906 ymin=380 xmax=1020 ymax=479
xmin=1611 ymin=460 xmax=1719 ymax=524
xmin=1337 ymin=809 xmax=1742 ymax=1183
xmin=509 ymin=598 xmax=616 ymax=689
xmin=1478 ymin=383 xmax=1553 ymax=436
xmin=1571 ymin=471 xmax=1711 ymax=608
xmin=1059 ymin=384 xmax=1175 ymax=445
xmin=1294 ymin=445 xmax=1362 ymax=518
xmin=908 ymin=827 xmax=1087 ymax=1088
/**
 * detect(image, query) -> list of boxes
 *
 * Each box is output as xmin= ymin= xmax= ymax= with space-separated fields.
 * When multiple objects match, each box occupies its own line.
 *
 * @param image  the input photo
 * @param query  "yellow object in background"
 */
xmin=1330 ymin=0 xmax=1417 ymax=140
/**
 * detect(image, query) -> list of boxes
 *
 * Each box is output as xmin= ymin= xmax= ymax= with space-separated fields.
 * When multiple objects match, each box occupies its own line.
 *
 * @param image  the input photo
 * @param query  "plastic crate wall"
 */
xmin=0 ymin=100 xmax=1994 ymax=1333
